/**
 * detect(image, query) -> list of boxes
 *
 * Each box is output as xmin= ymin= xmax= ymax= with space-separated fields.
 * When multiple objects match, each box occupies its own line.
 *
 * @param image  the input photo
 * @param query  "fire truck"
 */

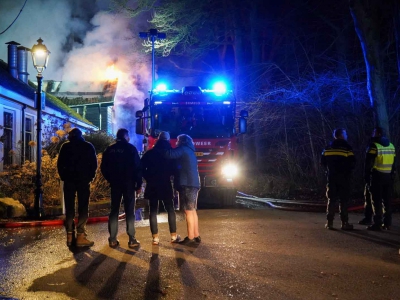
xmin=135 ymin=82 xmax=248 ymax=207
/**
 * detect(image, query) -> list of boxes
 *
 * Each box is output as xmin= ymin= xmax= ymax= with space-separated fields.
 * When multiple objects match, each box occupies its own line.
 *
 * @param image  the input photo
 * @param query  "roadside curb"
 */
xmin=0 ymin=213 xmax=126 ymax=229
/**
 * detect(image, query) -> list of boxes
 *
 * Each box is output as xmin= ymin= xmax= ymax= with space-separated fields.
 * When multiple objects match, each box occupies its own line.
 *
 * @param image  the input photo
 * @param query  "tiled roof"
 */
xmin=0 ymin=59 xmax=93 ymax=126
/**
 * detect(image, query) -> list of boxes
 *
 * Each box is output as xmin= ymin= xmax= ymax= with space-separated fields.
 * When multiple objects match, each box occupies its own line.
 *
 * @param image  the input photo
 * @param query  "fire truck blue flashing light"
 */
xmin=155 ymin=83 xmax=167 ymax=92
xmin=212 ymin=82 xmax=227 ymax=96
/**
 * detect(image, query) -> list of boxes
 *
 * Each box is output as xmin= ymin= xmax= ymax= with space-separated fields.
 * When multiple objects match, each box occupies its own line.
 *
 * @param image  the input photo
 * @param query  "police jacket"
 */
xmin=141 ymin=139 xmax=177 ymax=200
xmin=57 ymin=135 xmax=97 ymax=183
xmin=321 ymin=139 xmax=355 ymax=179
xmin=101 ymin=139 xmax=142 ymax=189
xmin=365 ymin=136 xmax=396 ymax=182
xmin=163 ymin=140 xmax=200 ymax=189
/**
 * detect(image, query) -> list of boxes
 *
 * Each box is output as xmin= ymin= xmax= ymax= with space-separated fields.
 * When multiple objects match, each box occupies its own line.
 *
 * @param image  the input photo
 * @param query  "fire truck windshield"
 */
xmin=153 ymin=104 xmax=234 ymax=138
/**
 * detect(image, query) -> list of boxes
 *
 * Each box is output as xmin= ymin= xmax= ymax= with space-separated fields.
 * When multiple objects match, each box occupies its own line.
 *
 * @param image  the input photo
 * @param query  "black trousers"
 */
xmin=64 ymin=180 xmax=90 ymax=234
xmin=370 ymin=176 xmax=393 ymax=227
xmin=149 ymin=198 xmax=177 ymax=235
xmin=326 ymin=178 xmax=350 ymax=222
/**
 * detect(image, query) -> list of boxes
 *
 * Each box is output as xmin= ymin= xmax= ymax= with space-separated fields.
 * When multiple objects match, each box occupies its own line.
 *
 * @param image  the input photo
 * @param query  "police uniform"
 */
xmin=365 ymin=137 xmax=396 ymax=230
xmin=321 ymin=138 xmax=355 ymax=229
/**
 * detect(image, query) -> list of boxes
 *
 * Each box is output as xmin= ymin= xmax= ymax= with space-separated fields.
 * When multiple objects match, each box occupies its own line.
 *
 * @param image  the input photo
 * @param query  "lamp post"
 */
xmin=31 ymin=38 xmax=50 ymax=218
xmin=139 ymin=29 xmax=166 ymax=91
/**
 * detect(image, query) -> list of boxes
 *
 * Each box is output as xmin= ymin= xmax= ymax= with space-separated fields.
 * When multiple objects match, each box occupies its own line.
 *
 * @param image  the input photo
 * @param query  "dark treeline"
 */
xmin=112 ymin=0 xmax=400 ymax=197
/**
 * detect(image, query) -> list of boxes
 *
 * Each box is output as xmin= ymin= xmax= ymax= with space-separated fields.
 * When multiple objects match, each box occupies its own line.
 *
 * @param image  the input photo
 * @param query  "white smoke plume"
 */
xmin=0 ymin=0 xmax=152 ymax=147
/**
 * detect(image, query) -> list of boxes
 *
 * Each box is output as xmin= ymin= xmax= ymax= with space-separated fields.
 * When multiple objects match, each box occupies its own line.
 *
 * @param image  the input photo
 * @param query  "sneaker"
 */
xmin=178 ymin=236 xmax=196 ymax=246
xmin=341 ymin=222 xmax=353 ymax=231
xmin=194 ymin=236 xmax=201 ymax=243
xmin=382 ymin=224 xmax=391 ymax=230
xmin=325 ymin=221 xmax=334 ymax=230
xmin=358 ymin=217 xmax=372 ymax=225
xmin=128 ymin=238 xmax=140 ymax=248
xmin=171 ymin=235 xmax=181 ymax=243
xmin=152 ymin=237 xmax=160 ymax=245
xmin=367 ymin=224 xmax=381 ymax=231
xmin=109 ymin=239 xmax=120 ymax=248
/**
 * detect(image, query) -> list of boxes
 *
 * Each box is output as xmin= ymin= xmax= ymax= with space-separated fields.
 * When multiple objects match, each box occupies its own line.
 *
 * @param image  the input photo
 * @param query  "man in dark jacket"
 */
xmin=141 ymin=131 xmax=180 ymax=245
xmin=321 ymin=128 xmax=355 ymax=230
xmin=101 ymin=128 xmax=142 ymax=248
xmin=163 ymin=134 xmax=201 ymax=246
xmin=57 ymin=128 xmax=97 ymax=247
xmin=364 ymin=127 xmax=396 ymax=231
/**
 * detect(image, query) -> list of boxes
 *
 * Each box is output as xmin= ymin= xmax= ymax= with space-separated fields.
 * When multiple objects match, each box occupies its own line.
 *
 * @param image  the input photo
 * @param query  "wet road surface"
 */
xmin=1 ymin=207 xmax=400 ymax=300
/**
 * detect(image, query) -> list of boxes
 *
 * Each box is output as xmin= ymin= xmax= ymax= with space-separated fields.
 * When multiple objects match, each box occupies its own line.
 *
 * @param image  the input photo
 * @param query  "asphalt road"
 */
xmin=0 ymin=207 xmax=399 ymax=300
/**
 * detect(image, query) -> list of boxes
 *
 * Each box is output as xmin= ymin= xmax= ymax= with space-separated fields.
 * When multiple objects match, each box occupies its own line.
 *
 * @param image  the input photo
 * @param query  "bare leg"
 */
xmin=185 ymin=210 xmax=195 ymax=239
xmin=193 ymin=210 xmax=199 ymax=237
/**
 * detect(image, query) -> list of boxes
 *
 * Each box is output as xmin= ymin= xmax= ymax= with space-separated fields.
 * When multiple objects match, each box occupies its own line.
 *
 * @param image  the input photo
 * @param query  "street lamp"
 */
xmin=139 ymin=29 xmax=166 ymax=91
xmin=31 ymin=38 xmax=50 ymax=218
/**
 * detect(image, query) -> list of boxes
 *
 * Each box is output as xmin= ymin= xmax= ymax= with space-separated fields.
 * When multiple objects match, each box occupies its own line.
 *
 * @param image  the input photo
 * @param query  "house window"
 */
xmin=3 ymin=111 xmax=14 ymax=165
xmin=25 ymin=117 xmax=33 ymax=162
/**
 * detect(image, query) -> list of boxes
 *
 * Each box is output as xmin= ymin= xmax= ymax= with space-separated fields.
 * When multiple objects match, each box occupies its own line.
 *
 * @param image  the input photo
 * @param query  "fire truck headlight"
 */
xmin=221 ymin=164 xmax=238 ymax=178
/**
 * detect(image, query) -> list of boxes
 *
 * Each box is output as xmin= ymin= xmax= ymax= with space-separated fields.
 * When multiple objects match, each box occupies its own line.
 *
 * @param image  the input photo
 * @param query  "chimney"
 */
xmin=5 ymin=41 xmax=20 ymax=79
xmin=17 ymin=46 xmax=30 ymax=84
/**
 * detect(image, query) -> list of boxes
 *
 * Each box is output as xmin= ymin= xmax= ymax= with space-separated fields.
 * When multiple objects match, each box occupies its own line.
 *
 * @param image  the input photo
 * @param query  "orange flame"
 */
xmin=105 ymin=65 xmax=119 ymax=81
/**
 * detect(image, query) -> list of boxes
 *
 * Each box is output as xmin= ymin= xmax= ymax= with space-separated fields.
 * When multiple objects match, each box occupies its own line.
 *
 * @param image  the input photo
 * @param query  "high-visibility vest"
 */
xmin=372 ymin=142 xmax=396 ymax=173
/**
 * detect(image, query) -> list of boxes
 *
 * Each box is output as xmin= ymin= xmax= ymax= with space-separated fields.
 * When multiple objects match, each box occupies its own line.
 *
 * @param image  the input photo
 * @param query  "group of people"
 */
xmin=321 ymin=127 xmax=396 ymax=231
xmin=57 ymin=128 xmax=200 ymax=248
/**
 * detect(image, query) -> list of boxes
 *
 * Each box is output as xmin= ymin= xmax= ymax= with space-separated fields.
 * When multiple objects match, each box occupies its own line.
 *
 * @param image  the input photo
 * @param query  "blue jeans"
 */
xmin=64 ymin=180 xmax=90 ymax=234
xmin=108 ymin=183 xmax=136 ymax=242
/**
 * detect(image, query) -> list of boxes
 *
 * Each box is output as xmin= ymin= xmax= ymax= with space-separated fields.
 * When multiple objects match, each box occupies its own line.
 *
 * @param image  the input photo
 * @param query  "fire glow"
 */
xmin=105 ymin=65 xmax=119 ymax=81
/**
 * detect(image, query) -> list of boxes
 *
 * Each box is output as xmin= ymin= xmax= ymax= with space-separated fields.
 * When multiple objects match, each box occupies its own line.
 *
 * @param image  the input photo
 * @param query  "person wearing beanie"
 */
xmin=57 ymin=128 xmax=97 ymax=247
xmin=141 ymin=131 xmax=181 ymax=245
xmin=101 ymin=128 xmax=143 ymax=249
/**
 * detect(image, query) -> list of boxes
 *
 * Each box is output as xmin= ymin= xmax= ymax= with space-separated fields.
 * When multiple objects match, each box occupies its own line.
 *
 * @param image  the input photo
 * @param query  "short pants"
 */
xmin=179 ymin=186 xmax=200 ymax=210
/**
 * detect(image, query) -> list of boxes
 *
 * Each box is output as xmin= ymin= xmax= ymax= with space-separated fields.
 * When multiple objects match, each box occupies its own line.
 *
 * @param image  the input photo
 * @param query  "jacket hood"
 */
xmin=183 ymin=141 xmax=196 ymax=152
xmin=68 ymin=135 xmax=85 ymax=143
xmin=154 ymin=139 xmax=172 ymax=150
xmin=374 ymin=136 xmax=390 ymax=147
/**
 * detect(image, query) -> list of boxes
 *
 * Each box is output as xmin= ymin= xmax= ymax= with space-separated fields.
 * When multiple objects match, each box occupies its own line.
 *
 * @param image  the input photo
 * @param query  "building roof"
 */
xmin=0 ymin=59 xmax=93 ymax=125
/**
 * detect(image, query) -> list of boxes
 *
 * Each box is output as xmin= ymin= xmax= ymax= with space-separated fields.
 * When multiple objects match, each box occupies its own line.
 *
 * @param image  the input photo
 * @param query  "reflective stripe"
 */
xmin=373 ymin=143 xmax=395 ymax=173
xmin=324 ymin=150 xmax=353 ymax=157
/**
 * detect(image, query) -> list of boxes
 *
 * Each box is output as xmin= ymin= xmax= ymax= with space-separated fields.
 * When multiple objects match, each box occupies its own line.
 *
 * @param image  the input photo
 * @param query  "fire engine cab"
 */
xmin=135 ymin=82 xmax=248 ymax=207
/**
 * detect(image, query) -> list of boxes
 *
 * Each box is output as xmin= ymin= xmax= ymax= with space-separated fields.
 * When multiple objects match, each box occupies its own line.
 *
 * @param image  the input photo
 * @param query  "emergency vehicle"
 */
xmin=135 ymin=82 xmax=248 ymax=207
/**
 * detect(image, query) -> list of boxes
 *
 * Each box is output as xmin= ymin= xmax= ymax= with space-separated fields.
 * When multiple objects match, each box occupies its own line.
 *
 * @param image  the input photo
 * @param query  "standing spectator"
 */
xmin=364 ymin=127 xmax=396 ymax=231
xmin=141 ymin=131 xmax=180 ymax=245
xmin=163 ymin=134 xmax=201 ymax=245
xmin=321 ymin=128 xmax=355 ymax=230
xmin=101 ymin=128 xmax=142 ymax=248
xmin=57 ymin=128 xmax=97 ymax=247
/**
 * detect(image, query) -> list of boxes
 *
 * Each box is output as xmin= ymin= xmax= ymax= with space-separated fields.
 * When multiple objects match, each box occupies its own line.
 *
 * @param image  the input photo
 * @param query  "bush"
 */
xmin=0 ymin=124 xmax=113 ymax=211
xmin=84 ymin=130 xmax=115 ymax=154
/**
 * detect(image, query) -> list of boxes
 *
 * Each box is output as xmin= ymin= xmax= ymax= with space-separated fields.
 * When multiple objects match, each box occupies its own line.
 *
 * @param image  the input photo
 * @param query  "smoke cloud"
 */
xmin=0 ymin=0 xmax=152 ymax=147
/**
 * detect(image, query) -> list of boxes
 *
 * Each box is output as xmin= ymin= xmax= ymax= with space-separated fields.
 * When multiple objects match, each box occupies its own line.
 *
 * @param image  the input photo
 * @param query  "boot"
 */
xmin=66 ymin=231 xmax=75 ymax=247
xmin=341 ymin=222 xmax=353 ymax=231
xmin=76 ymin=233 xmax=94 ymax=247
xmin=325 ymin=220 xmax=333 ymax=230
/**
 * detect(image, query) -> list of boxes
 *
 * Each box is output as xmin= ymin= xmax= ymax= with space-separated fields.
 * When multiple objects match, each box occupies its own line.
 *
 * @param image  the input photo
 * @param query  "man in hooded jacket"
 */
xmin=364 ymin=127 xmax=396 ymax=231
xmin=57 ymin=128 xmax=97 ymax=247
xmin=163 ymin=134 xmax=201 ymax=246
xmin=141 ymin=131 xmax=180 ymax=245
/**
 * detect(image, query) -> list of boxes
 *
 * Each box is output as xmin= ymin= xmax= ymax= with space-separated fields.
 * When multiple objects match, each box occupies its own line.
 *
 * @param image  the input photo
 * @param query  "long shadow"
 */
xmin=337 ymin=228 xmax=400 ymax=249
xmin=173 ymin=243 xmax=200 ymax=295
xmin=97 ymin=250 xmax=132 ymax=299
xmin=144 ymin=244 xmax=162 ymax=300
